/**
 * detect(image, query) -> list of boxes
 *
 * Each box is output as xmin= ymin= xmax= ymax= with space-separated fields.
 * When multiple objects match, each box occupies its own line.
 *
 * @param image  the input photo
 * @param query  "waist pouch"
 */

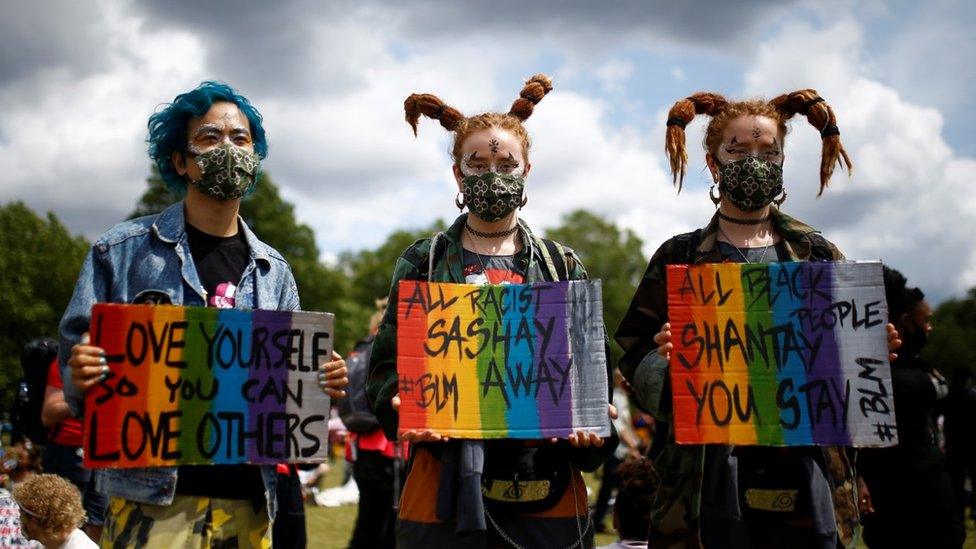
xmin=481 ymin=444 xmax=571 ymax=514
xmin=735 ymin=447 xmax=812 ymax=518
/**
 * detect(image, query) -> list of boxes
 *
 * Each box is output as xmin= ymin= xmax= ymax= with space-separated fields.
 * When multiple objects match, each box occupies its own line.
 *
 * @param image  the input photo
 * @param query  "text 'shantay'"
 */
xmin=667 ymin=261 xmax=898 ymax=448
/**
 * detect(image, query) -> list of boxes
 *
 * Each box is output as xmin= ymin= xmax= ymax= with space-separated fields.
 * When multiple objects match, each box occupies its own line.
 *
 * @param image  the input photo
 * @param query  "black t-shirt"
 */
xmin=461 ymin=249 xmax=526 ymax=285
xmin=175 ymin=222 xmax=265 ymax=501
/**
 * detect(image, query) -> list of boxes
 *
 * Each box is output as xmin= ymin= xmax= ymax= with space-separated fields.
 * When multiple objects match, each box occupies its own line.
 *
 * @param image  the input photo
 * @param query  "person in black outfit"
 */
xmin=344 ymin=299 xmax=401 ymax=549
xmin=859 ymin=267 xmax=964 ymax=548
xmin=945 ymin=368 xmax=976 ymax=531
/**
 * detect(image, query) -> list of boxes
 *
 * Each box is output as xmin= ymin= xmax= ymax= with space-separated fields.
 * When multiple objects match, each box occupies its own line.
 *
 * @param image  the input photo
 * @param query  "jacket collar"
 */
xmin=694 ymin=207 xmax=822 ymax=262
xmin=152 ymin=201 xmax=272 ymax=266
xmin=439 ymin=213 xmax=544 ymax=282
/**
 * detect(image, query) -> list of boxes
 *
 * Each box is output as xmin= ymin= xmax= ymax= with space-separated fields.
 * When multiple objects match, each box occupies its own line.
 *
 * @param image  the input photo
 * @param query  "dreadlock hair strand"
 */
xmin=404 ymin=74 xmax=554 ymax=166
xmin=403 ymin=93 xmax=464 ymax=136
xmin=509 ymin=74 xmax=553 ymax=121
xmin=665 ymin=92 xmax=729 ymax=192
xmin=769 ymin=89 xmax=853 ymax=195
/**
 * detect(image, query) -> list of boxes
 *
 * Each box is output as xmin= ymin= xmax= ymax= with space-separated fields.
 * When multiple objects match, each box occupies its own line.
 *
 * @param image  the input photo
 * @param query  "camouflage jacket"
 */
xmin=366 ymin=214 xmax=617 ymax=472
xmin=614 ymin=208 xmax=860 ymax=549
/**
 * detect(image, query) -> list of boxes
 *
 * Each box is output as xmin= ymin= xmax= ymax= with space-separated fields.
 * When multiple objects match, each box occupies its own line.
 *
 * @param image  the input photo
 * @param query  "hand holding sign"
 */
xmin=392 ymin=395 xmax=450 ymax=443
xmin=69 ymin=332 xmax=110 ymax=392
xmin=654 ymin=322 xmax=673 ymax=359
xmin=552 ymin=403 xmax=618 ymax=447
xmin=317 ymin=351 xmax=349 ymax=398
xmin=886 ymin=323 xmax=901 ymax=361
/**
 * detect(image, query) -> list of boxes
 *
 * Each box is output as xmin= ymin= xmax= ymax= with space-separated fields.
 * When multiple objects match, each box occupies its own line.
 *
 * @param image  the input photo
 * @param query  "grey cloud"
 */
xmin=388 ymin=0 xmax=797 ymax=51
xmin=128 ymin=0 xmax=364 ymax=98
xmin=125 ymin=0 xmax=797 ymax=98
xmin=0 ymin=0 xmax=114 ymax=84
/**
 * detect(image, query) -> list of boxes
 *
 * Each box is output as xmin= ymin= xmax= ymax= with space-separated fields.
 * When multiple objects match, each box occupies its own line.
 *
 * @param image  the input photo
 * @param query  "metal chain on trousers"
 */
xmin=483 ymin=463 xmax=591 ymax=549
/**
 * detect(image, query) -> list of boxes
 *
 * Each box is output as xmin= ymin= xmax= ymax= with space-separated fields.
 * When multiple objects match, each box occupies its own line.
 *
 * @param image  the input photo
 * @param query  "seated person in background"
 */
xmin=0 ymin=444 xmax=43 ymax=549
xmin=598 ymin=459 xmax=658 ymax=549
xmin=12 ymin=474 xmax=96 ymax=549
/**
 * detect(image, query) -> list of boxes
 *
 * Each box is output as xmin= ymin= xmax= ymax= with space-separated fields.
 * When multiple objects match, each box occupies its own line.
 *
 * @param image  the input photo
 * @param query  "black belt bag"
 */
xmin=481 ymin=445 xmax=571 ymax=514
xmin=735 ymin=447 xmax=812 ymax=518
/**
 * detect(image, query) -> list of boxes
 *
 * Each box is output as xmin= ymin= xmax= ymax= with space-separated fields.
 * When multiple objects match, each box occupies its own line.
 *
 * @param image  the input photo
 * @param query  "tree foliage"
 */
xmin=925 ymin=288 xmax=976 ymax=382
xmin=0 ymin=203 xmax=89 ymax=407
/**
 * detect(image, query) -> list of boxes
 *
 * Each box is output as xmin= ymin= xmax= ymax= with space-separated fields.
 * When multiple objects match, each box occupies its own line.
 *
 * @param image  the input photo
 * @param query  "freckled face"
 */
xmin=707 ymin=115 xmax=784 ymax=180
xmin=453 ymin=128 xmax=528 ymax=186
xmin=173 ymin=102 xmax=253 ymax=182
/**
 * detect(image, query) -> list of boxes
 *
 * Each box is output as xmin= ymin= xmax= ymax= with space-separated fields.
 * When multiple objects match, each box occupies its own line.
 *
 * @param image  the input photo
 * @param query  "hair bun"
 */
xmin=404 ymin=93 xmax=464 ymax=135
xmin=509 ymin=74 xmax=553 ymax=121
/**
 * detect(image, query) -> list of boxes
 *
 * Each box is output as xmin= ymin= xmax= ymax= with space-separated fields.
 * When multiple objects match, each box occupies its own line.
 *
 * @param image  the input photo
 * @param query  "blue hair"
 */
xmin=148 ymin=81 xmax=268 ymax=196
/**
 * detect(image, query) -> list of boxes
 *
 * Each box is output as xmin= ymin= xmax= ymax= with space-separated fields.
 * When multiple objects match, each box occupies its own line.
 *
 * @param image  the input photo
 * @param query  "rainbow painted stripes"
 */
xmin=396 ymin=280 xmax=610 ymax=439
xmin=84 ymin=304 xmax=333 ymax=468
xmin=666 ymin=261 xmax=897 ymax=448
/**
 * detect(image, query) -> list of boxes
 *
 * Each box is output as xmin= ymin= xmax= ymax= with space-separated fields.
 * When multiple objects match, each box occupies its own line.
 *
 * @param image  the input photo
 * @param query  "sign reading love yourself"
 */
xmin=84 ymin=304 xmax=333 ymax=468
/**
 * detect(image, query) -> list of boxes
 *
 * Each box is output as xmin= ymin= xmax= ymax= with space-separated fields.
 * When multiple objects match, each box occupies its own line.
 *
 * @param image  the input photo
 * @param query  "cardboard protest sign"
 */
xmin=84 ymin=304 xmax=333 ymax=468
xmin=396 ymin=280 xmax=610 ymax=439
xmin=666 ymin=261 xmax=897 ymax=448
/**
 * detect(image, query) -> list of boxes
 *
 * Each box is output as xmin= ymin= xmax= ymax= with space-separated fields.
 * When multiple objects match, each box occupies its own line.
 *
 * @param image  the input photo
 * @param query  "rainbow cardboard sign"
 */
xmin=83 ymin=304 xmax=333 ymax=468
xmin=666 ymin=261 xmax=897 ymax=448
xmin=396 ymin=280 xmax=610 ymax=439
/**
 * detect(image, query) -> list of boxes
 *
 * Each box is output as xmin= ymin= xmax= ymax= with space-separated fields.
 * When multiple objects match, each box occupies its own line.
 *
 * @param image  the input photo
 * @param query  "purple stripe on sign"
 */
xmin=533 ymin=282 xmax=573 ymax=438
xmin=805 ymin=262 xmax=850 ymax=445
xmin=248 ymin=310 xmax=293 ymax=463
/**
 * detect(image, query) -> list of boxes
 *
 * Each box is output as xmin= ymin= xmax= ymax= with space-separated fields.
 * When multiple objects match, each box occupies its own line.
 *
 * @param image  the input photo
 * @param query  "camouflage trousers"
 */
xmin=100 ymin=495 xmax=271 ymax=549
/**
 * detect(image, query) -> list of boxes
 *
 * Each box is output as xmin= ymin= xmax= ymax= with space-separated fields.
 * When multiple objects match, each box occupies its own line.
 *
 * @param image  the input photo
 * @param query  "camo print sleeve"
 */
xmin=614 ymin=239 xmax=676 ymax=420
xmin=366 ymin=241 xmax=429 ymax=441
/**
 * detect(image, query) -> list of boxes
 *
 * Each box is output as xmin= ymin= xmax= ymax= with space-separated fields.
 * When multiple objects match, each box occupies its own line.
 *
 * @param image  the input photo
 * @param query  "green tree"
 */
xmin=338 ymin=221 xmax=447 ymax=309
xmin=0 ymin=202 xmax=89 ymax=406
xmin=545 ymin=210 xmax=647 ymax=364
xmin=925 ymin=288 xmax=976 ymax=382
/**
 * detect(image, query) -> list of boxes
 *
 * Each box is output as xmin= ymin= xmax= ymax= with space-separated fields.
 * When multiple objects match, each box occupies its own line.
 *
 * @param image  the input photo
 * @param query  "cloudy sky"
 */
xmin=2 ymin=0 xmax=974 ymax=303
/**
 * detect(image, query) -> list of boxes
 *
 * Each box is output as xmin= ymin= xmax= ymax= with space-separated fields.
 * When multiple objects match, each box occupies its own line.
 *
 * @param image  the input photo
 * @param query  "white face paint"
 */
xmin=714 ymin=115 xmax=783 ymax=166
xmin=458 ymin=128 xmax=526 ymax=178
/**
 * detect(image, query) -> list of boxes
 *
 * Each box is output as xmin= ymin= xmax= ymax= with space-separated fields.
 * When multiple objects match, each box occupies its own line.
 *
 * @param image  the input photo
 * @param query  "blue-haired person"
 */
xmin=58 ymin=81 xmax=349 ymax=548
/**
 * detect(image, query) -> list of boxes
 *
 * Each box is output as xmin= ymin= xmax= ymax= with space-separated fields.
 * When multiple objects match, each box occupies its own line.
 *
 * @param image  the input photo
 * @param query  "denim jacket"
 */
xmin=58 ymin=201 xmax=300 ymax=518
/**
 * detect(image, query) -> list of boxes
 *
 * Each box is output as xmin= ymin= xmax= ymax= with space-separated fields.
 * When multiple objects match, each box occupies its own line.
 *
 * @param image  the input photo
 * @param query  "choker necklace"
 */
xmin=717 ymin=211 xmax=771 ymax=225
xmin=465 ymin=221 xmax=518 ymax=239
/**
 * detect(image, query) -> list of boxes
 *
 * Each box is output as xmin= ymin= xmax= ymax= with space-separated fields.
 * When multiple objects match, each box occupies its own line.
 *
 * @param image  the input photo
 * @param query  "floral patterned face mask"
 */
xmin=460 ymin=172 xmax=526 ymax=222
xmin=189 ymin=143 xmax=260 ymax=201
xmin=717 ymin=156 xmax=784 ymax=212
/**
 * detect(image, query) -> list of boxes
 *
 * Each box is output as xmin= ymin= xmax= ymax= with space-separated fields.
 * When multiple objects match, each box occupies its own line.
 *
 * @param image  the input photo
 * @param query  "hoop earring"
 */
xmin=520 ymin=195 xmax=528 ymax=209
xmin=455 ymin=192 xmax=465 ymax=210
xmin=773 ymin=188 xmax=787 ymax=207
xmin=709 ymin=183 xmax=721 ymax=207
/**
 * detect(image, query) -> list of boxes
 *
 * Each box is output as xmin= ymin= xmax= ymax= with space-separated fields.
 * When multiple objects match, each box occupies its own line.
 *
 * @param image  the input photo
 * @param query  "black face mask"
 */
xmin=717 ymin=156 xmax=784 ymax=212
xmin=460 ymin=172 xmax=525 ymax=222
xmin=900 ymin=328 xmax=928 ymax=356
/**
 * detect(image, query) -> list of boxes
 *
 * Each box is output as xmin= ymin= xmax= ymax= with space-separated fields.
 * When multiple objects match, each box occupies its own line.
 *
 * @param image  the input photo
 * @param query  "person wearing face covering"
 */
xmin=57 ymin=81 xmax=349 ymax=548
xmin=857 ymin=268 xmax=964 ymax=549
xmin=614 ymin=91 xmax=902 ymax=549
xmin=366 ymin=74 xmax=618 ymax=549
